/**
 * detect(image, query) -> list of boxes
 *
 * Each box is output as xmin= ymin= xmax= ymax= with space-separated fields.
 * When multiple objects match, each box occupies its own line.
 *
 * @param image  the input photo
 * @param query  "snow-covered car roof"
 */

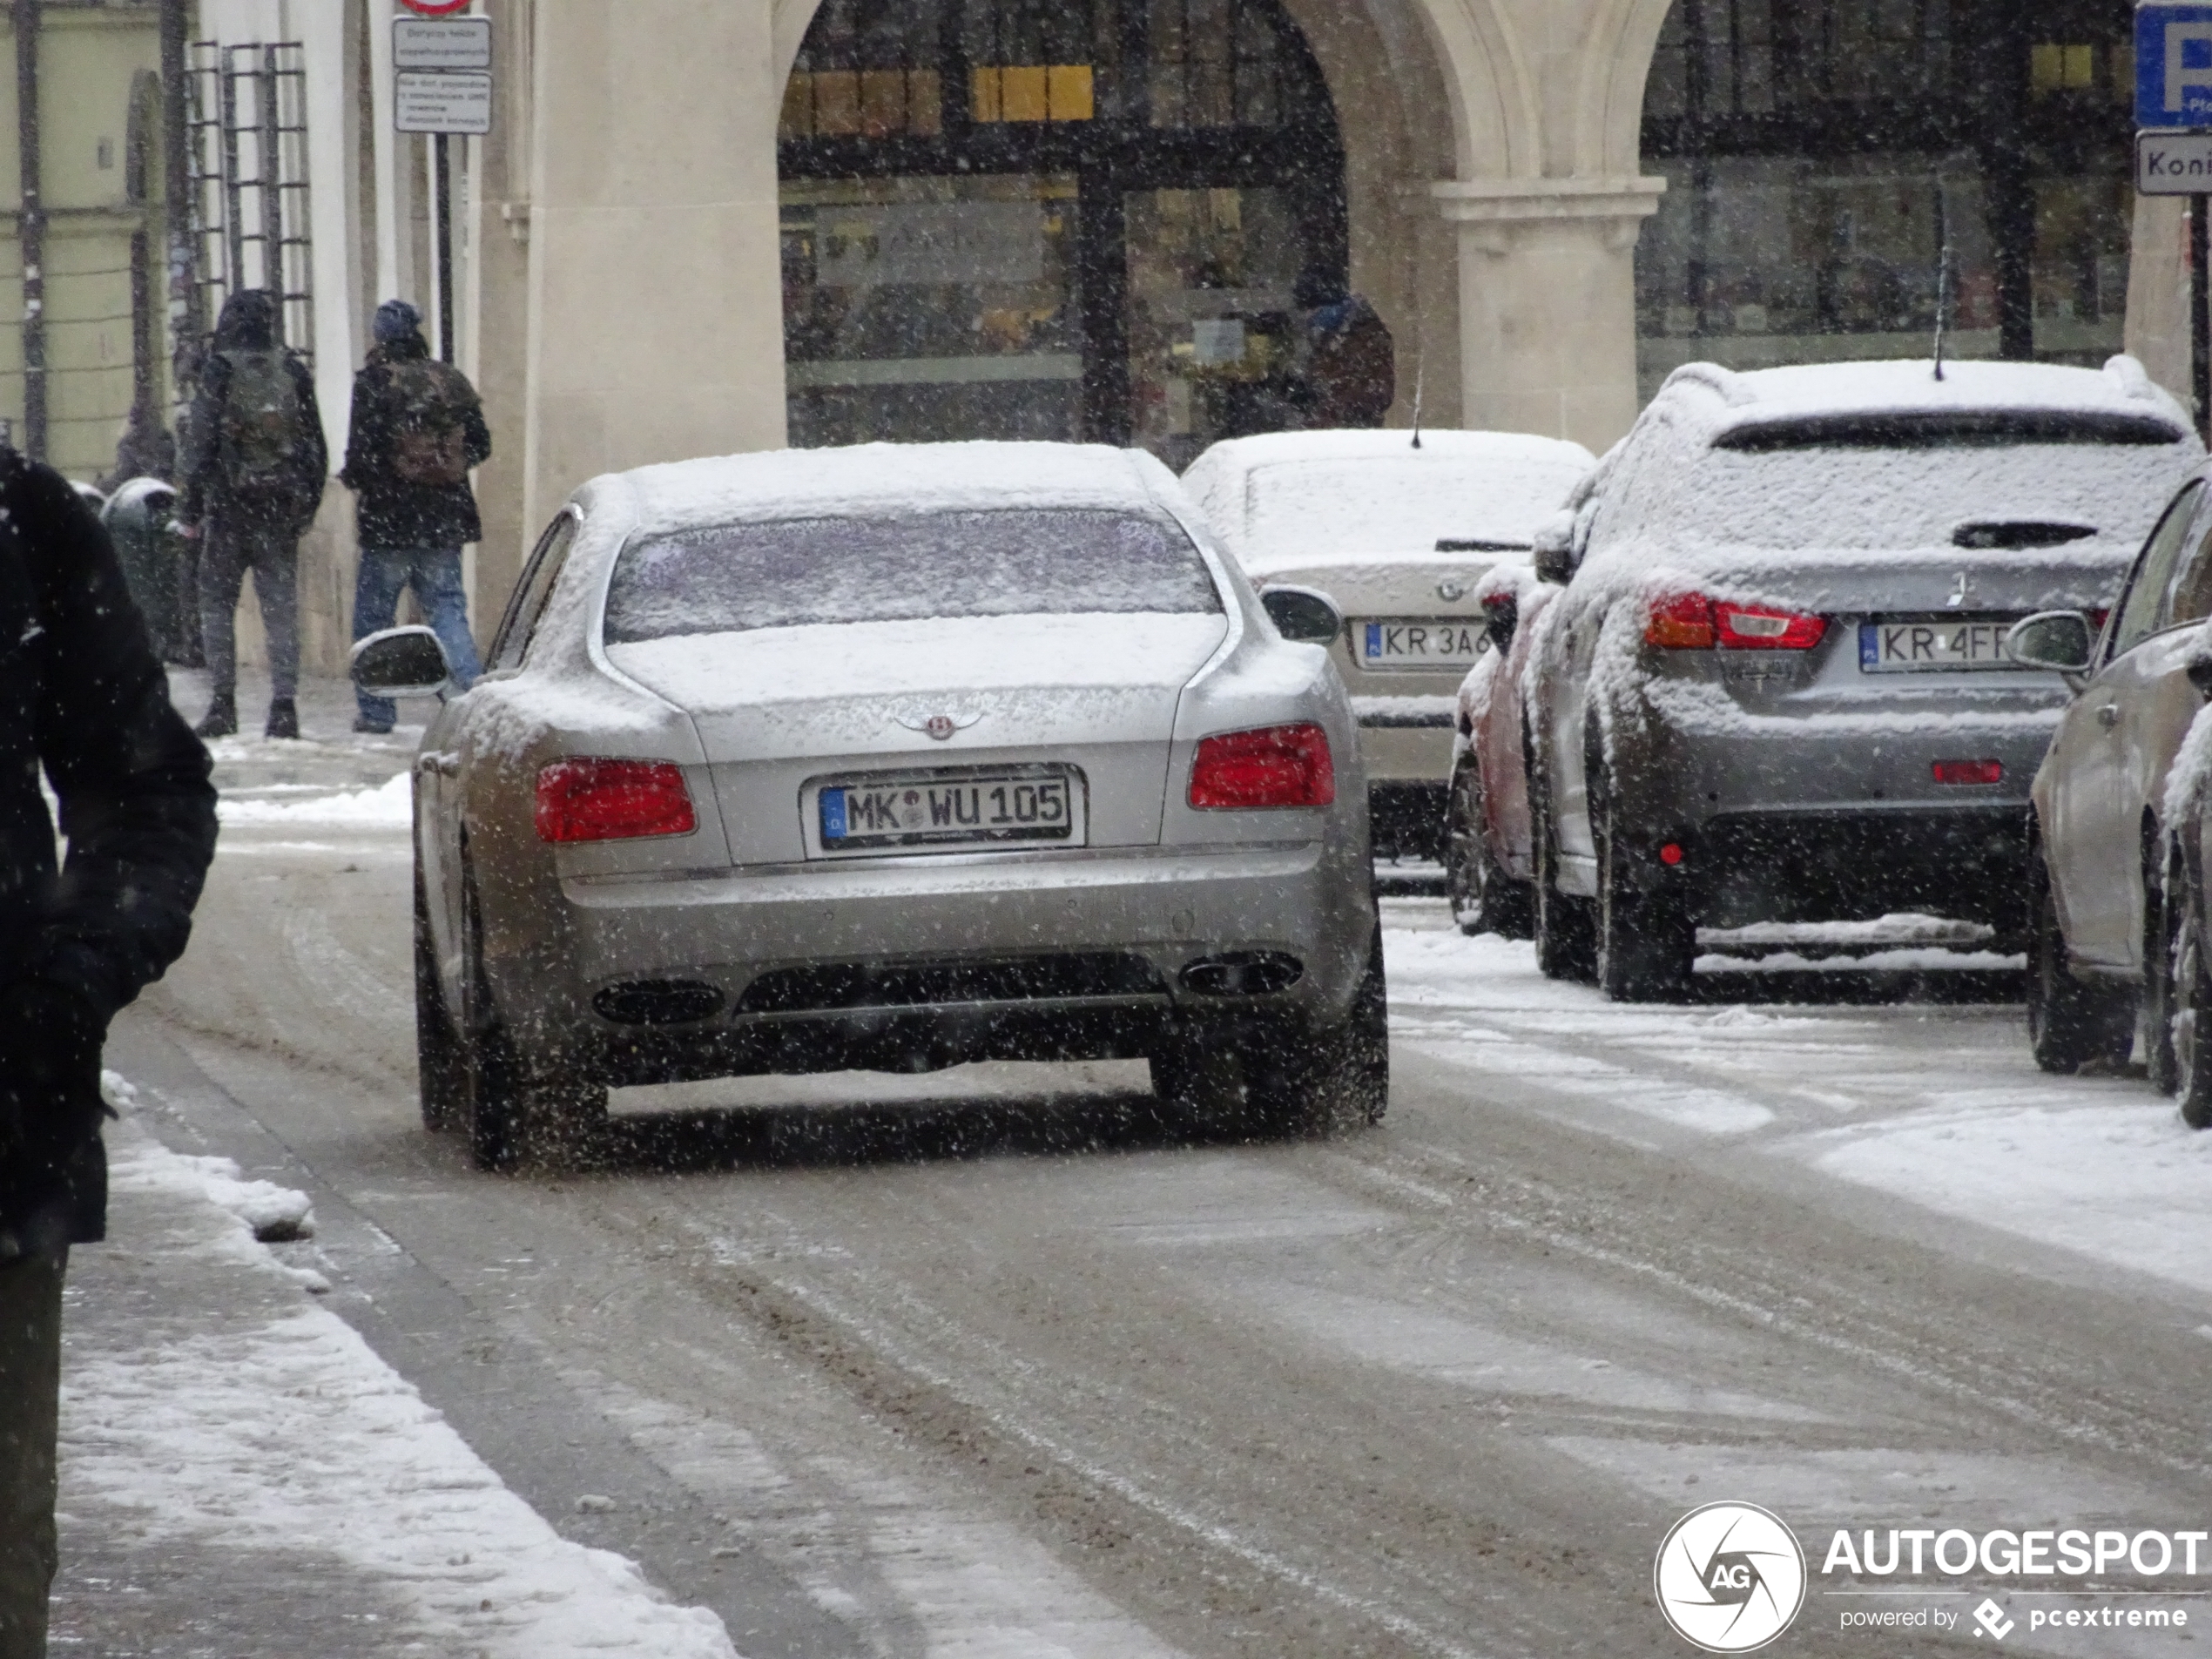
xmin=582 ymin=440 xmax=1194 ymax=539
xmin=1183 ymin=428 xmax=1595 ymax=570
xmin=1662 ymin=356 xmax=2194 ymax=448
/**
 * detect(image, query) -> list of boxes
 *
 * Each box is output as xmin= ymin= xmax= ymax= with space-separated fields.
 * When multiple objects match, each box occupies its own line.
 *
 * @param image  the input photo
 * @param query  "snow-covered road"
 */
xmin=73 ymin=683 xmax=2212 ymax=1657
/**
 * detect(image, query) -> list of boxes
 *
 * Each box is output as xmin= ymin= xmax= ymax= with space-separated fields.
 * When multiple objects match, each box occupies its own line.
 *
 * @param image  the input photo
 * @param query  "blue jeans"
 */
xmin=353 ymin=546 xmax=482 ymax=726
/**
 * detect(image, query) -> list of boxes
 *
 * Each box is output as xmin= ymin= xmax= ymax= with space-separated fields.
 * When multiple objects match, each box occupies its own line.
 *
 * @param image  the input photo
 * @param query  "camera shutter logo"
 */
xmin=1654 ymin=1501 xmax=1806 ymax=1652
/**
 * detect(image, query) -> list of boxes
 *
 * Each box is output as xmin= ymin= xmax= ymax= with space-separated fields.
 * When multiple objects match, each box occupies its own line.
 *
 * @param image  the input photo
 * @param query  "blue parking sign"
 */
xmin=2139 ymin=3 xmax=2212 ymax=129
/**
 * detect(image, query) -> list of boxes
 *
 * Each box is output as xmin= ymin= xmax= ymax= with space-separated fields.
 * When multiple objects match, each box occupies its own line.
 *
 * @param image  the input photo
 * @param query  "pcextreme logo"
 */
xmin=1656 ymin=1502 xmax=1809 ymax=1652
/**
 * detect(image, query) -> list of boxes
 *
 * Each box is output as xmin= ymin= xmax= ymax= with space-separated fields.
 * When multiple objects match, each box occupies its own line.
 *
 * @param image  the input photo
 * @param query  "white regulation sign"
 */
xmin=396 ymin=69 xmax=491 ymax=135
xmin=2138 ymin=129 xmax=2212 ymax=193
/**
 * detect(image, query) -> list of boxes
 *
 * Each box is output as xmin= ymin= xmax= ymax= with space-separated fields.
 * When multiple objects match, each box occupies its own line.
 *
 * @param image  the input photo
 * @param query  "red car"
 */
xmin=1443 ymin=558 xmax=1556 ymax=937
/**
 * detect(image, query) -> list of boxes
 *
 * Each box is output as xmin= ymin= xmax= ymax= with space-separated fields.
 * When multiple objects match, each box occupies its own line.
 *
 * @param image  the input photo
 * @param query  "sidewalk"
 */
xmin=48 ymin=1080 xmax=744 ymax=1659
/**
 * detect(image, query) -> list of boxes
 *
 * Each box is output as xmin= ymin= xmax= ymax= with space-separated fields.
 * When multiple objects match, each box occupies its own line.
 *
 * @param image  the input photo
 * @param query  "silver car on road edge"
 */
xmin=354 ymin=442 xmax=1385 ymax=1167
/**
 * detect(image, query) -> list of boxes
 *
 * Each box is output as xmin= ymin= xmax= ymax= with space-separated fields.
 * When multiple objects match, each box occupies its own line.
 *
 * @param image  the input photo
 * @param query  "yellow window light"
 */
xmin=1048 ymin=65 xmax=1095 ymax=121
xmin=971 ymin=65 xmax=1096 ymax=123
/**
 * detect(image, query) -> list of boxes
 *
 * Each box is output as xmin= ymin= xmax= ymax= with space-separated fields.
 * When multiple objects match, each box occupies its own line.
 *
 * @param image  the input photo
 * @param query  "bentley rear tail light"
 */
xmin=536 ymin=758 xmax=698 ymax=842
xmin=1188 ymin=724 xmax=1336 ymax=809
xmin=1644 ymin=592 xmax=1828 ymax=651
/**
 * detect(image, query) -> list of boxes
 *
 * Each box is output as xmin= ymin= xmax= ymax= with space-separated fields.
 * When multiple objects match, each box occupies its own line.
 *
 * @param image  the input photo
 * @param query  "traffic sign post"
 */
xmin=2140 ymin=3 xmax=2212 ymax=440
xmin=390 ymin=8 xmax=489 ymax=368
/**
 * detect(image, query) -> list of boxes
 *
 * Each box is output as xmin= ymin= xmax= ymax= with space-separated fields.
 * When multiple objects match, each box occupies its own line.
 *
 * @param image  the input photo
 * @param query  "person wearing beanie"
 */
xmin=341 ymin=300 xmax=491 ymax=733
xmin=176 ymin=288 xmax=328 ymax=740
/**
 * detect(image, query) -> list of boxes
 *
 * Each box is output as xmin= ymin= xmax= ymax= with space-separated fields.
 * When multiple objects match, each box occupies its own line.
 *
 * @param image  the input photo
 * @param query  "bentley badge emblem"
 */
xmin=896 ymin=709 xmax=982 ymax=741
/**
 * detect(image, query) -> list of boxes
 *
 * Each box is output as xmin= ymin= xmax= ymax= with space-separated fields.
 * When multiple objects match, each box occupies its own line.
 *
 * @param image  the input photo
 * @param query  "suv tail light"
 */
xmin=1932 ymin=758 xmax=2003 ymax=786
xmin=1644 ymin=592 xmax=1828 ymax=651
xmin=536 ymin=759 xmax=697 ymax=842
xmin=1189 ymin=724 xmax=1335 ymax=809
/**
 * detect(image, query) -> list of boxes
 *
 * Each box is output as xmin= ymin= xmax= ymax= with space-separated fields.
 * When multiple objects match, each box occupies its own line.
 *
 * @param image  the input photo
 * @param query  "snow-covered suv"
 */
xmin=1521 ymin=356 xmax=2202 ymax=1001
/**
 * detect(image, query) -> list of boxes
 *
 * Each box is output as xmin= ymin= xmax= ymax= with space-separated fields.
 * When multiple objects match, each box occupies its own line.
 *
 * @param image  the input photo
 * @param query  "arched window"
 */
xmin=779 ymin=0 xmax=1347 ymax=462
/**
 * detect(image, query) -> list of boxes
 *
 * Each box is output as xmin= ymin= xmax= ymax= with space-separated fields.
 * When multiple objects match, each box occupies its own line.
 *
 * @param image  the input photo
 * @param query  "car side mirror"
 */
xmin=351 ymin=624 xmax=453 ymax=698
xmin=1260 ymin=585 xmax=1341 ymax=646
xmin=1480 ymin=592 xmax=1520 ymax=654
xmin=2004 ymin=610 xmax=2094 ymax=678
xmin=1532 ymin=510 xmax=1576 ymax=586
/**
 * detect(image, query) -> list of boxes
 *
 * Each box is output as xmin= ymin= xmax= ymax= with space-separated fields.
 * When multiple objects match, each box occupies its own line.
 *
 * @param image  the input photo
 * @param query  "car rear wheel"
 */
xmin=2175 ymin=873 xmax=2212 ymax=1128
xmin=2025 ymin=840 xmax=2133 ymax=1075
xmin=413 ymin=860 xmax=464 ymax=1133
xmin=1593 ymin=791 xmax=1695 ymax=1003
xmin=1445 ymin=758 xmax=1533 ymax=940
xmin=2147 ymin=848 xmax=2184 ymax=1094
xmin=457 ymin=867 xmax=609 ymax=1171
xmin=1153 ymin=928 xmax=1389 ymax=1141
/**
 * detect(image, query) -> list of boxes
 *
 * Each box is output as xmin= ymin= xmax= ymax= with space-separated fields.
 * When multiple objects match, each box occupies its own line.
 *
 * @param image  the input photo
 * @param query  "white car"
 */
xmin=353 ymin=442 xmax=1386 ymax=1168
xmin=1182 ymin=428 xmax=1594 ymax=860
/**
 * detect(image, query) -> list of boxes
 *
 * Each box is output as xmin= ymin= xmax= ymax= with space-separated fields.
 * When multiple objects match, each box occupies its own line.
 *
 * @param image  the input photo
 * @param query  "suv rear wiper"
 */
xmin=1952 ymin=521 xmax=2097 ymax=550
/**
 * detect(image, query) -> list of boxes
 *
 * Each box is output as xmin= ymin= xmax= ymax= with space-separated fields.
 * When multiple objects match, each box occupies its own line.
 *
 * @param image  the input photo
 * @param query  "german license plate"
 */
xmin=812 ymin=769 xmax=1083 ymax=857
xmin=1359 ymin=618 xmax=1484 ymax=669
xmin=1858 ymin=617 xmax=2023 ymax=672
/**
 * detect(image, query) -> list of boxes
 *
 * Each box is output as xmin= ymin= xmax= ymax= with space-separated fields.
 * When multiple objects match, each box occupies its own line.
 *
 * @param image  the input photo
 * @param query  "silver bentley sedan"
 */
xmin=354 ymin=442 xmax=1385 ymax=1168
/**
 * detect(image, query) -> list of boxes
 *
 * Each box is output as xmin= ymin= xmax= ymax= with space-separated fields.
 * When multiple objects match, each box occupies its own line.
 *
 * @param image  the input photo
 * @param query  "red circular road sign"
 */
xmin=397 ymin=0 xmax=473 ymax=15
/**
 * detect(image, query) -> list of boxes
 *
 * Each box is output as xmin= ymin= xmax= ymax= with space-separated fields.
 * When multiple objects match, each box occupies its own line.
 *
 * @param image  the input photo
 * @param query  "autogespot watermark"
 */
xmin=1655 ymin=1502 xmax=1808 ymax=1652
xmin=1659 ymin=1507 xmax=2212 ymax=1649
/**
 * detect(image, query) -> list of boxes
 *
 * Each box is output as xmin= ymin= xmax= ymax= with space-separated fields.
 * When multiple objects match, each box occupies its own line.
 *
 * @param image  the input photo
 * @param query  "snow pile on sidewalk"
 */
xmin=64 ymin=1121 xmax=744 ymax=1659
xmin=216 ymin=770 xmax=413 ymax=826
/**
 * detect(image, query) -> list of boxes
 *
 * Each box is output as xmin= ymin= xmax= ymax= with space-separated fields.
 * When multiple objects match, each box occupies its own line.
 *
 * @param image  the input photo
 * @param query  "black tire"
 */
xmin=2147 ymin=846 xmax=2183 ymax=1095
xmin=414 ymin=860 xmax=466 ymax=1133
xmin=2174 ymin=873 xmax=2212 ymax=1128
xmin=1530 ymin=762 xmax=1595 ymax=983
xmin=457 ymin=867 xmax=608 ymax=1171
xmin=1445 ymin=757 xmax=1534 ymax=940
xmin=1154 ymin=927 xmax=1389 ymax=1142
xmin=2025 ymin=836 xmax=2134 ymax=1075
xmin=1593 ymin=790 xmax=1695 ymax=1002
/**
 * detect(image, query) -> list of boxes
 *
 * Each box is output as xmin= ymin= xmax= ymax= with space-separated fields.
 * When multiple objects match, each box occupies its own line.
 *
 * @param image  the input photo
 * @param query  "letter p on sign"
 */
xmin=2173 ymin=22 xmax=2212 ymax=110
xmin=2139 ymin=6 xmax=2212 ymax=127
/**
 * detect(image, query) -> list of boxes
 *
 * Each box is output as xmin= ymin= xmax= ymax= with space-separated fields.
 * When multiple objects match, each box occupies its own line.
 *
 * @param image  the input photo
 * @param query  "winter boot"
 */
xmin=353 ymin=714 xmax=393 ymax=735
xmin=193 ymin=692 xmax=237 ymax=739
xmin=265 ymin=698 xmax=300 ymax=740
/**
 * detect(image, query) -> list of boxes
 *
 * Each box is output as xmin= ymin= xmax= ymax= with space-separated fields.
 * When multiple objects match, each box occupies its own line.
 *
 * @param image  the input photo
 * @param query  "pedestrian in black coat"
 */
xmin=178 ymin=288 xmax=328 ymax=741
xmin=341 ymin=300 xmax=492 ymax=733
xmin=0 ymin=448 xmax=217 ymax=1653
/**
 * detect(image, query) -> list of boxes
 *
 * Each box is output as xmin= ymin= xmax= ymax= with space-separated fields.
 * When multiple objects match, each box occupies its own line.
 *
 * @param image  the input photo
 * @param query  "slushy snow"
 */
xmin=69 ymin=1113 xmax=745 ymax=1659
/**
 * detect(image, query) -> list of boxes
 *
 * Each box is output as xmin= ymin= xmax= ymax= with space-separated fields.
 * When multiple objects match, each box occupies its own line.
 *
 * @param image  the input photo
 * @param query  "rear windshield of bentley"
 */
xmin=604 ymin=509 xmax=1224 ymax=644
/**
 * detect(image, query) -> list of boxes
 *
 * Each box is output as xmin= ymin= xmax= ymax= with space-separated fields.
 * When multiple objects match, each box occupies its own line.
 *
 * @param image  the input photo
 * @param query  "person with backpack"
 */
xmin=1291 ymin=266 xmax=1396 ymax=429
xmin=178 ymin=288 xmax=328 ymax=740
xmin=0 ymin=444 xmax=217 ymax=1655
xmin=340 ymin=300 xmax=491 ymax=734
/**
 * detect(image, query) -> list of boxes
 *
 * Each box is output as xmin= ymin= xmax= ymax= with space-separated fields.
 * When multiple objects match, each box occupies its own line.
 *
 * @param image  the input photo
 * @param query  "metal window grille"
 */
xmin=185 ymin=40 xmax=314 ymax=359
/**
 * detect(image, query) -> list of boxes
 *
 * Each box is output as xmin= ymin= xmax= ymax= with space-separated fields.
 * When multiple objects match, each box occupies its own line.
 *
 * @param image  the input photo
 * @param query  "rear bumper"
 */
xmin=1602 ymin=682 xmax=2054 ymax=925
xmin=1640 ymin=806 xmax=2028 ymax=931
xmin=1353 ymin=714 xmax=1455 ymax=785
xmin=489 ymin=842 xmax=1375 ymax=1082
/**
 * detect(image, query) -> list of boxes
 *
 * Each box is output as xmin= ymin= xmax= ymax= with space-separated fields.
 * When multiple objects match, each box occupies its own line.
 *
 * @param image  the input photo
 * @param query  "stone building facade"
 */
xmin=199 ymin=1 xmax=2167 ymax=668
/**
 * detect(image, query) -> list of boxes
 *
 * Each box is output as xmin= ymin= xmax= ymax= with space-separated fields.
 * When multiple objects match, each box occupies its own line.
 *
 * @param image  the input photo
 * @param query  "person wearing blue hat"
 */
xmin=340 ymin=300 xmax=491 ymax=734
